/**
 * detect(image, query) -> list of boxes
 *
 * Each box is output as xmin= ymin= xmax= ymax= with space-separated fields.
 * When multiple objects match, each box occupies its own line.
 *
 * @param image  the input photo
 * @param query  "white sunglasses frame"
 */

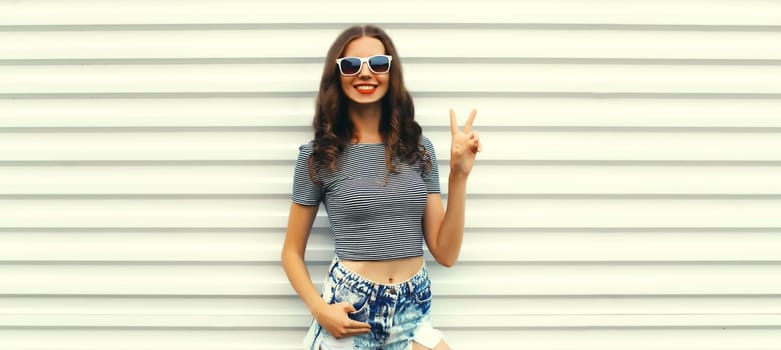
xmin=335 ymin=55 xmax=393 ymax=76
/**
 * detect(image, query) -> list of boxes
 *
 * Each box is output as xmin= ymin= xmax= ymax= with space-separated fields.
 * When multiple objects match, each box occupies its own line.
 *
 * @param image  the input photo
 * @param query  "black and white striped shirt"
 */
xmin=291 ymin=136 xmax=441 ymax=261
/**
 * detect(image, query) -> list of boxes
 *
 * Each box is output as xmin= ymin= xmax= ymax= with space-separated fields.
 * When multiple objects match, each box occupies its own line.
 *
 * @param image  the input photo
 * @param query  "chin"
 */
xmin=347 ymin=92 xmax=386 ymax=105
xmin=350 ymin=96 xmax=383 ymax=104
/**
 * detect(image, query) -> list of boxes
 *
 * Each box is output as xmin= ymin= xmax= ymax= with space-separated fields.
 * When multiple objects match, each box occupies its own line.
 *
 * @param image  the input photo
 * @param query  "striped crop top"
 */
xmin=291 ymin=136 xmax=441 ymax=261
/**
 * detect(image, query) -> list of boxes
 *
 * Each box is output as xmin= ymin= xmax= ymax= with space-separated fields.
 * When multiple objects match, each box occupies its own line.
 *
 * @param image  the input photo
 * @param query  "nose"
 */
xmin=357 ymin=62 xmax=372 ymax=78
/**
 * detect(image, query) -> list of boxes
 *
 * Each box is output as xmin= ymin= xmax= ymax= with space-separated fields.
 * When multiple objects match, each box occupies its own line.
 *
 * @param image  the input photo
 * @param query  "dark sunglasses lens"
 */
xmin=369 ymin=56 xmax=390 ymax=73
xmin=339 ymin=58 xmax=361 ymax=75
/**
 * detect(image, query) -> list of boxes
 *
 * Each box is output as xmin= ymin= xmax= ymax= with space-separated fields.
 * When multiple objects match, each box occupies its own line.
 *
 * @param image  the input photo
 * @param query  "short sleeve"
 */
xmin=291 ymin=143 xmax=323 ymax=205
xmin=421 ymin=136 xmax=441 ymax=194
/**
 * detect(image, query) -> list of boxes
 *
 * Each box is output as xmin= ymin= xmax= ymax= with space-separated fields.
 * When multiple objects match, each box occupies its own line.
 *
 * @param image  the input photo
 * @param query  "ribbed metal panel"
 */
xmin=2 ymin=1 xmax=781 ymax=349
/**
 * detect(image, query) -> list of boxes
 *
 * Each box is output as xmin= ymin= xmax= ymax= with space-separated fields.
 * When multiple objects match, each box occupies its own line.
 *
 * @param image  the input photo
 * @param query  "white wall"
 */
xmin=2 ymin=0 xmax=781 ymax=349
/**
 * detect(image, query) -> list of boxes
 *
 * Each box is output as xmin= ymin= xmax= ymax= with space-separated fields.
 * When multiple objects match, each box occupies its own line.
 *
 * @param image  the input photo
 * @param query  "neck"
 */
xmin=348 ymin=102 xmax=383 ymax=144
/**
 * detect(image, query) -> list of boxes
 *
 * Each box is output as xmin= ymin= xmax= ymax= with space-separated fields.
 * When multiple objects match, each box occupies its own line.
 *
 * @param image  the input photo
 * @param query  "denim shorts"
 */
xmin=303 ymin=257 xmax=444 ymax=350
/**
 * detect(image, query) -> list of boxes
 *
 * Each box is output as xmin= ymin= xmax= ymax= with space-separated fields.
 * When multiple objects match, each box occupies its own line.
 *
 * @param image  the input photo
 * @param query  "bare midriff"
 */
xmin=340 ymin=256 xmax=424 ymax=285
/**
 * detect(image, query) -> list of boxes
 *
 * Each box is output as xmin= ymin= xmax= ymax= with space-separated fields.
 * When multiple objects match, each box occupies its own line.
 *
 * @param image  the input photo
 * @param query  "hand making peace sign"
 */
xmin=449 ymin=108 xmax=481 ymax=176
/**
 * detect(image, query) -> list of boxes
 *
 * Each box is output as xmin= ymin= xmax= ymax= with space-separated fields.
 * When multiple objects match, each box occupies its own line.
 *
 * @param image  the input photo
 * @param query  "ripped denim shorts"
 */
xmin=303 ymin=257 xmax=444 ymax=350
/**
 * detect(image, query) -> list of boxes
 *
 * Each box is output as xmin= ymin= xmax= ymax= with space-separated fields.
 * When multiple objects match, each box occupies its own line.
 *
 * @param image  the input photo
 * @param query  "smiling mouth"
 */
xmin=354 ymin=85 xmax=377 ymax=94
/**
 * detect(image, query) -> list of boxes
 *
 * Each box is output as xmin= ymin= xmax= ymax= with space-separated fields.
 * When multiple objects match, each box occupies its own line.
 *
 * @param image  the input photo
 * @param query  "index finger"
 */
xmin=349 ymin=320 xmax=372 ymax=330
xmin=463 ymin=108 xmax=477 ymax=133
xmin=449 ymin=109 xmax=458 ymax=134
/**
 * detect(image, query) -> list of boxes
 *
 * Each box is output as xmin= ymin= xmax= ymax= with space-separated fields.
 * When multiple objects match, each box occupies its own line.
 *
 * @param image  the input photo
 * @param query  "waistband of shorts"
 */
xmin=328 ymin=256 xmax=429 ymax=294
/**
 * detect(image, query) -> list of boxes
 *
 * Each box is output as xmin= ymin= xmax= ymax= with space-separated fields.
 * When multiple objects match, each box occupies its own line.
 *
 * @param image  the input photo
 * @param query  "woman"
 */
xmin=281 ymin=24 xmax=480 ymax=350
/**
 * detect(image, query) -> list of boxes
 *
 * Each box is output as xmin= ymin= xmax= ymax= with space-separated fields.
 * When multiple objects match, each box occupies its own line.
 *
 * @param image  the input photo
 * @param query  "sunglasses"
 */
xmin=335 ymin=55 xmax=393 ymax=76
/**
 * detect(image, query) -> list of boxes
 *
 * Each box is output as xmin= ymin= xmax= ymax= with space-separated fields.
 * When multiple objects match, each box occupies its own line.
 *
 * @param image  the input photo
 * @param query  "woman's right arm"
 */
xmin=280 ymin=202 xmax=371 ymax=338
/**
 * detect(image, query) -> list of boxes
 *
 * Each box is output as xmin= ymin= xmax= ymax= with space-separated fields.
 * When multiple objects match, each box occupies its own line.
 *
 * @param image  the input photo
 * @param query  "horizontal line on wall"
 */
xmin=1 ymin=260 xmax=781 ymax=265
xmin=0 ymin=227 xmax=778 ymax=233
xmin=0 ymin=57 xmax=320 ymax=65
xmin=0 ymin=92 xmax=315 ymax=99
xmin=0 ymin=325 xmax=779 ymax=333
xmin=4 ymin=194 xmax=781 ymax=200
xmin=424 ymin=126 xmax=781 ymax=133
xmin=2 ymin=22 xmax=781 ymax=32
xmin=0 ymin=261 xmax=254 ymax=266
xmin=2 ymin=227 xmax=781 ymax=232
xmin=3 ymin=125 xmax=781 ymax=133
xmin=438 ymin=325 xmax=781 ymax=331
xmin=0 ymin=325 xmax=280 ymax=330
xmin=3 ymin=160 xmax=781 ymax=166
xmin=475 ymin=160 xmax=781 ymax=166
xmin=4 ymin=292 xmax=781 ymax=298
xmin=4 ymin=92 xmax=781 ymax=99
xmin=0 ymin=227 xmax=269 ymax=233
xmin=14 ymin=326 xmax=779 ymax=331
xmin=1 ymin=229 xmax=781 ymax=243
xmin=0 ymin=160 xmax=289 ymax=166
xmin=300 ymin=92 xmax=781 ymax=99
xmin=465 ymin=227 xmax=781 ymax=233
xmin=3 ymin=57 xmax=781 ymax=66
xmin=9 ymin=257 xmax=781 ymax=267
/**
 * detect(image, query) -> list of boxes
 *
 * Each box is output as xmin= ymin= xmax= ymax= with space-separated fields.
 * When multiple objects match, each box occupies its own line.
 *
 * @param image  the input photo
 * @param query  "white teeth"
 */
xmin=355 ymin=85 xmax=375 ymax=90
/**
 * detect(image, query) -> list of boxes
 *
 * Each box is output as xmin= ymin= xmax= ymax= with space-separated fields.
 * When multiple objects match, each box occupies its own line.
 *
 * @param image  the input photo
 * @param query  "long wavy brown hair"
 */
xmin=309 ymin=24 xmax=431 ymax=181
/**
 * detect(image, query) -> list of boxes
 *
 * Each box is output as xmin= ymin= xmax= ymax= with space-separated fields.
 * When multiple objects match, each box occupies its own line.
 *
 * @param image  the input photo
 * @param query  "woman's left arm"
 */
xmin=423 ymin=109 xmax=481 ymax=267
